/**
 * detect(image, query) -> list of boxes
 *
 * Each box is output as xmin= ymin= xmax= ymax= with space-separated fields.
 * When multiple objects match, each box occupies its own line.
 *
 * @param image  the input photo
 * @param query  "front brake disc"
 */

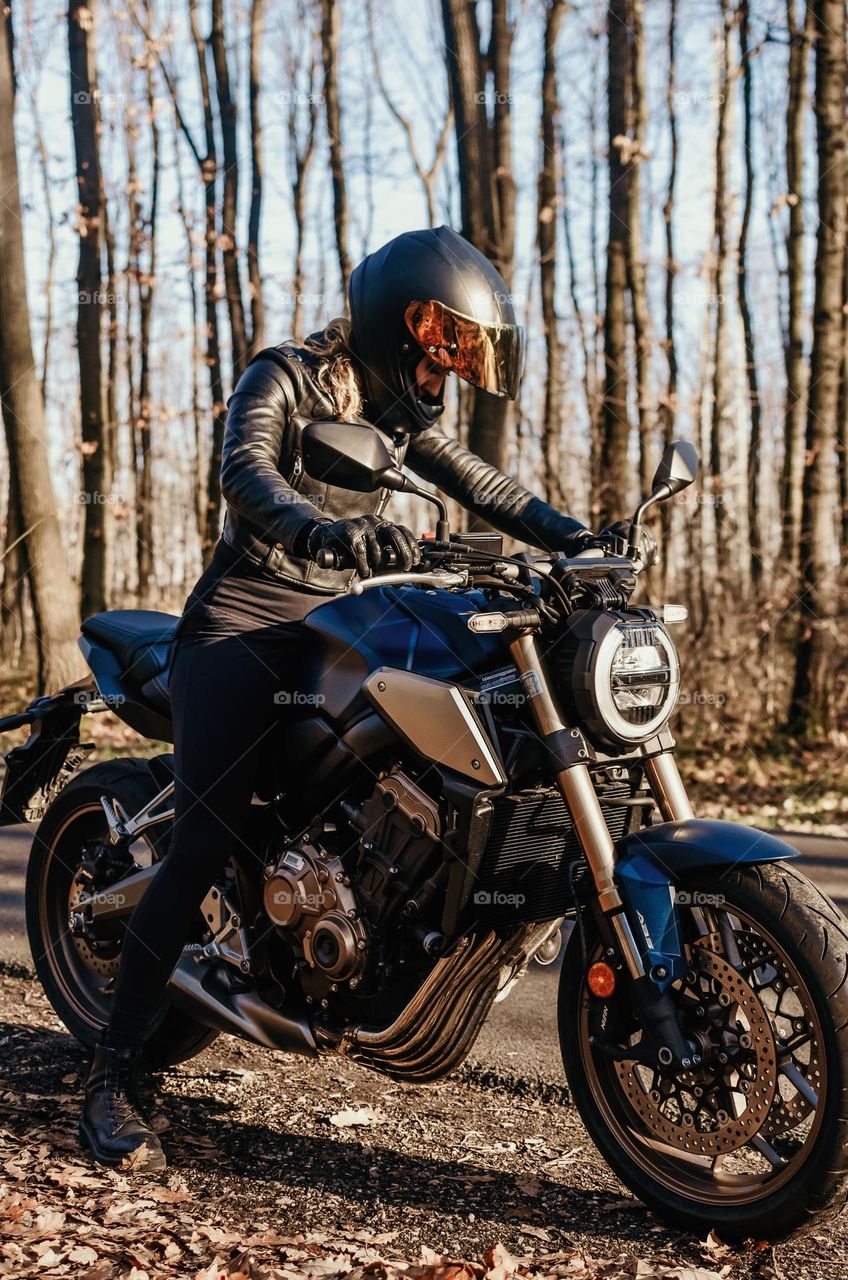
xmin=613 ymin=947 xmax=778 ymax=1157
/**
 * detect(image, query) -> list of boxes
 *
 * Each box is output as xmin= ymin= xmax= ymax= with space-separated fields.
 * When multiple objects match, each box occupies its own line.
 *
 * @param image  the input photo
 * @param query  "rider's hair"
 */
xmin=302 ymin=318 xmax=363 ymax=419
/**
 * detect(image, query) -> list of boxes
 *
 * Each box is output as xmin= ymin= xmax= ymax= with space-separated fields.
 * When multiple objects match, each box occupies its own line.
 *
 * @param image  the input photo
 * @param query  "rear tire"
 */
xmin=25 ymin=758 xmax=218 ymax=1069
xmin=558 ymin=862 xmax=848 ymax=1240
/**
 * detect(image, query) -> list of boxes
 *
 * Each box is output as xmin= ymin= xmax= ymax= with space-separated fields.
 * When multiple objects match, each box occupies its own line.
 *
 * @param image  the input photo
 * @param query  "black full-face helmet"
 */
xmin=347 ymin=225 xmax=526 ymax=437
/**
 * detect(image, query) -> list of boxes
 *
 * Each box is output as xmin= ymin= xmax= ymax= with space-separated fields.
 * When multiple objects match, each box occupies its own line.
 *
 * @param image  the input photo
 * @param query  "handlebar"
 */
xmin=316 ymin=545 xmax=399 ymax=571
xmin=314 ymin=535 xmax=641 ymax=604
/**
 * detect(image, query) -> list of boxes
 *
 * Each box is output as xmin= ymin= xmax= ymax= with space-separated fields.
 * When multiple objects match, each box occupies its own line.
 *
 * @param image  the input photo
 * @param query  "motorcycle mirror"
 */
xmin=629 ymin=440 xmax=700 ymax=560
xmin=651 ymin=439 xmax=699 ymax=497
xmin=301 ymin=421 xmax=402 ymax=493
xmin=301 ymin=419 xmax=452 ymax=542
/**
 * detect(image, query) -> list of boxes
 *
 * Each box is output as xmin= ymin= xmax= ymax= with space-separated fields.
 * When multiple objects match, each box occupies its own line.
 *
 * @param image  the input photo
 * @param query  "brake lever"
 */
xmin=350 ymin=568 xmax=468 ymax=596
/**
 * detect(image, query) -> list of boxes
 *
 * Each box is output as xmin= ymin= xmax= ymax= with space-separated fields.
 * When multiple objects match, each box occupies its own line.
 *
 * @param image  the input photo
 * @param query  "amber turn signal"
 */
xmin=587 ymin=961 xmax=616 ymax=998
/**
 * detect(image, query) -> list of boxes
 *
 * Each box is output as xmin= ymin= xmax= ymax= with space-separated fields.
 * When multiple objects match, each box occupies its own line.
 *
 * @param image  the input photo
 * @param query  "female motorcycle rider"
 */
xmin=79 ymin=225 xmax=652 ymax=1169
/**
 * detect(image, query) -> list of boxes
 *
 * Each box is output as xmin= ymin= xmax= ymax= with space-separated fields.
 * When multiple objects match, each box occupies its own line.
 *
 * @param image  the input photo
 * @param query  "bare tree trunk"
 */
xmin=211 ymin=0 xmax=248 ymax=380
xmin=320 ymin=0 xmax=351 ymax=295
xmin=780 ymin=0 xmax=813 ymax=568
xmin=737 ymin=0 xmax=762 ymax=592
xmin=838 ymin=236 xmax=848 ymax=550
xmin=440 ymin=0 xmax=516 ymax=477
xmin=134 ymin=51 xmax=159 ymax=602
xmin=691 ymin=299 xmax=714 ymax=636
xmin=134 ymin=0 xmax=222 ymax=559
xmin=659 ymin=0 xmax=678 ymax=580
xmin=173 ymin=130 xmax=206 ymax=551
xmin=287 ymin=9 xmax=319 ymax=341
xmin=708 ymin=0 xmax=733 ymax=577
xmin=103 ymin=202 xmax=119 ymax=507
xmin=247 ymin=0 xmax=266 ymax=354
xmin=560 ymin=117 xmax=595 ymax=469
xmin=538 ymin=0 xmax=566 ymax=508
xmin=0 ymin=479 xmax=26 ymax=666
xmin=789 ymin=0 xmax=846 ymax=736
xmin=599 ymin=0 xmax=631 ymax=527
xmin=490 ymin=0 xmax=516 ymax=281
xmin=588 ymin=27 xmax=604 ymax=527
xmin=0 ymin=5 xmax=82 ymax=688
xmin=624 ymin=0 xmax=653 ymax=498
xmin=181 ymin=0 xmax=228 ymax=564
xmin=440 ymin=0 xmax=495 ymax=255
xmin=28 ymin=88 xmax=56 ymax=400
xmin=69 ymin=0 xmax=109 ymax=618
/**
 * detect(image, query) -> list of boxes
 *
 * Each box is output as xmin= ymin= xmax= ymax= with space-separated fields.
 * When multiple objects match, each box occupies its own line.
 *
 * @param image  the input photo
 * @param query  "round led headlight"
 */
xmin=594 ymin=618 xmax=680 ymax=743
xmin=550 ymin=611 xmax=680 ymax=749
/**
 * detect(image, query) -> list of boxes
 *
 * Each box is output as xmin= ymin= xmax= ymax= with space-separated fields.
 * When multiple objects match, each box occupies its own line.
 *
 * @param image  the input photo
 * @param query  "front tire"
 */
xmin=25 ymin=759 xmax=218 ymax=1069
xmin=558 ymin=862 xmax=848 ymax=1240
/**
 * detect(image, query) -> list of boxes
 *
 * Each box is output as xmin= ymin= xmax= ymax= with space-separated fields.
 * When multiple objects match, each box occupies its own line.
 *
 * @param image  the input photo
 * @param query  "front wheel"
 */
xmin=558 ymin=862 xmax=848 ymax=1240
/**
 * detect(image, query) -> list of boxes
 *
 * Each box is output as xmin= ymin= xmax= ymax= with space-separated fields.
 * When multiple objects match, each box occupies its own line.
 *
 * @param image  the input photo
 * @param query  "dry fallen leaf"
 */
xmin=68 ymin=1244 xmax=99 ymax=1264
xmin=327 ymin=1107 xmax=378 ymax=1128
xmin=484 ymin=1242 xmax=524 ymax=1279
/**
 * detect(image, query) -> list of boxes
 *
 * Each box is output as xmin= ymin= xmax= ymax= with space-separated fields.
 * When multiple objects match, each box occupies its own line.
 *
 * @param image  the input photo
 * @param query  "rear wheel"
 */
xmin=25 ymin=758 xmax=218 ymax=1069
xmin=558 ymin=862 xmax=848 ymax=1240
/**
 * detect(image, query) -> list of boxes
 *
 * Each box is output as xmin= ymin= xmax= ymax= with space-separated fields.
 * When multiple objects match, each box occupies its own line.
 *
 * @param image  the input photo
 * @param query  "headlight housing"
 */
xmin=550 ymin=611 xmax=680 ymax=749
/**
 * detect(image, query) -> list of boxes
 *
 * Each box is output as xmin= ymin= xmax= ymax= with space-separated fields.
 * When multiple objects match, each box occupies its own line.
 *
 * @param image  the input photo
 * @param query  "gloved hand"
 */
xmin=579 ymin=520 xmax=659 ymax=572
xmin=305 ymin=515 xmax=422 ymax=577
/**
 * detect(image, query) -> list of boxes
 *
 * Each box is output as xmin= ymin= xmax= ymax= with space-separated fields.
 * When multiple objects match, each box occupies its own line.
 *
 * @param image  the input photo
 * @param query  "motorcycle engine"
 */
xmin=262 ymin=769 xmax=443 ymax=1001
xmin=263 ymin=845 xmax=368 ymax=992
xmin=350 ymin=769 xmax=442 ymax=930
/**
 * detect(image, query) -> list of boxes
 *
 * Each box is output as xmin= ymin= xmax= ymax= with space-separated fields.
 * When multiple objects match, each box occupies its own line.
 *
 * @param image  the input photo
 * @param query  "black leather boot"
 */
xmin=79 ymin=1044 xmax=166 ymax=1170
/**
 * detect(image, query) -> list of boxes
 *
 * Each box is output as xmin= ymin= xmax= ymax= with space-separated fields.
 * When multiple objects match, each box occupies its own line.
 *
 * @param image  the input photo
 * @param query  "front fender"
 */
xmin=617 ymin=818 xmax=799 ymax=875
xmin=613 ymin=820 xmax=799 ymax=988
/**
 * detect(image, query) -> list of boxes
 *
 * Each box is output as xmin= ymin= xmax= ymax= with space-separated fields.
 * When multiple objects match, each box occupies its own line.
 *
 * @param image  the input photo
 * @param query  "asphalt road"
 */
xmin=2 ymin=822 xmax=846 ymax=1087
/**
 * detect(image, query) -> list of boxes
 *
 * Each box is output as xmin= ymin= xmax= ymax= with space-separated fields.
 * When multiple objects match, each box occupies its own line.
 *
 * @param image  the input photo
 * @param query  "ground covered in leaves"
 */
xmin=1 ymin=973 xmax=846 ymax=1279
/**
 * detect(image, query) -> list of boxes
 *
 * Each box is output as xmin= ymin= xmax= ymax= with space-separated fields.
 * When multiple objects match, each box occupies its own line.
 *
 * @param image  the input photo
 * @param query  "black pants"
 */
xmin=106 ymin=541 xmax=324 ymax=1050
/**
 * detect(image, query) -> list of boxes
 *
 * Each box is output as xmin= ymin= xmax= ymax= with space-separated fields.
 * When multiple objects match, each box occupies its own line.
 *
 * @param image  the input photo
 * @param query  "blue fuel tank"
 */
xmin=298 ymin=584 xmax=511 ymax=724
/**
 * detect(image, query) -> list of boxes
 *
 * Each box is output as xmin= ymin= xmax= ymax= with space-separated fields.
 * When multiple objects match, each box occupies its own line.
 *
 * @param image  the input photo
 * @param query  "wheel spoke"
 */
xmin=749 ymin=1133 xmax=787 ymax=1168
xmin=780 ymin=1060 xmax=819 ymax=1109
xmin=718 ymin=912 xmax=744 ymax=969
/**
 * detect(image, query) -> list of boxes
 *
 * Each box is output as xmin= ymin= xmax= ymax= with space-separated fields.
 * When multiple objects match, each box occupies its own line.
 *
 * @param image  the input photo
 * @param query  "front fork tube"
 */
xmin=507 ymin=630 xmax=702 ymax=1067
xmin=643 ymin=753 xmax=694 ymax=822
xmin=507 ymin=631 xmax=646 ymax=981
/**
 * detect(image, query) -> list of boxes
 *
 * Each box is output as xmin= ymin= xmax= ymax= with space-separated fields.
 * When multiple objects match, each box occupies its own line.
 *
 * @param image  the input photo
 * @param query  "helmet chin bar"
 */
xmin=411 ymin=384 xmax=446 ymax=428
xmin=366 ymin=349 xmax=448 ymax=438
xmin=396 ymin=344 xmax=446 ymax=434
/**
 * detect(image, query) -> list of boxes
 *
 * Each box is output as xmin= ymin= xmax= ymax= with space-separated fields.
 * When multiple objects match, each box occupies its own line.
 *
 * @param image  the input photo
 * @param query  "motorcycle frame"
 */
xmin=75 ymin=596 xmax=799 ymax=1021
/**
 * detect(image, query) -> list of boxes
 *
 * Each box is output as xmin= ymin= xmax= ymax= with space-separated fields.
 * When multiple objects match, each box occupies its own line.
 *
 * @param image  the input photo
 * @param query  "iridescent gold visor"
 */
xmin=404 ymin=299 xmax=526 ymax=399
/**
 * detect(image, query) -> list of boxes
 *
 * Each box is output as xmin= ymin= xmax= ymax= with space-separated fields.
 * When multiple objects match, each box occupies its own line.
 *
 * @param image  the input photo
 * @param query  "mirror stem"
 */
xmin=386 ymin=469 xmax=451 ymax=542
xmin=629 ymin=483 xmax=672 ymax=557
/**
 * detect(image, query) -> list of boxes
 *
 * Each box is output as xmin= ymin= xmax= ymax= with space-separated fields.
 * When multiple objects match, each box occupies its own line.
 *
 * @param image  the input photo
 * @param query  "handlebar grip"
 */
xmin=315 ymin=545 xmax=400 ymax=571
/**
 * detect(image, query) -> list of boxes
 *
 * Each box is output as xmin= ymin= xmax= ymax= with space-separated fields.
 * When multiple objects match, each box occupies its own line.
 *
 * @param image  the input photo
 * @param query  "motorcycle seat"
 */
xmin=81 ymin=610 xmax=179 ymax=714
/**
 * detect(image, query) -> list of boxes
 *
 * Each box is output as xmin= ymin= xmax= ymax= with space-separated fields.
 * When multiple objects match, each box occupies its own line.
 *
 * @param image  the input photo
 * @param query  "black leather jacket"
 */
xmin=220 ymin=339 xmax=589 ymax=595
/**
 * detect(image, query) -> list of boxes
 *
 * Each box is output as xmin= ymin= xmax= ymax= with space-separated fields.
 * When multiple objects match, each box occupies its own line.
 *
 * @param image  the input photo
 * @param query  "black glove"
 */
xmin=305 ymin=515 xmax=422 ymax=578
xmin=582 ymin=520 xmax=659 ymax=571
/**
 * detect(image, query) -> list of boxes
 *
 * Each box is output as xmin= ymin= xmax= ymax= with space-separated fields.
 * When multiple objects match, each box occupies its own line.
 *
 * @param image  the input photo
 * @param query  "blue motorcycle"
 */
xmin=5 ymin=424 xmax=847 ymax=1239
